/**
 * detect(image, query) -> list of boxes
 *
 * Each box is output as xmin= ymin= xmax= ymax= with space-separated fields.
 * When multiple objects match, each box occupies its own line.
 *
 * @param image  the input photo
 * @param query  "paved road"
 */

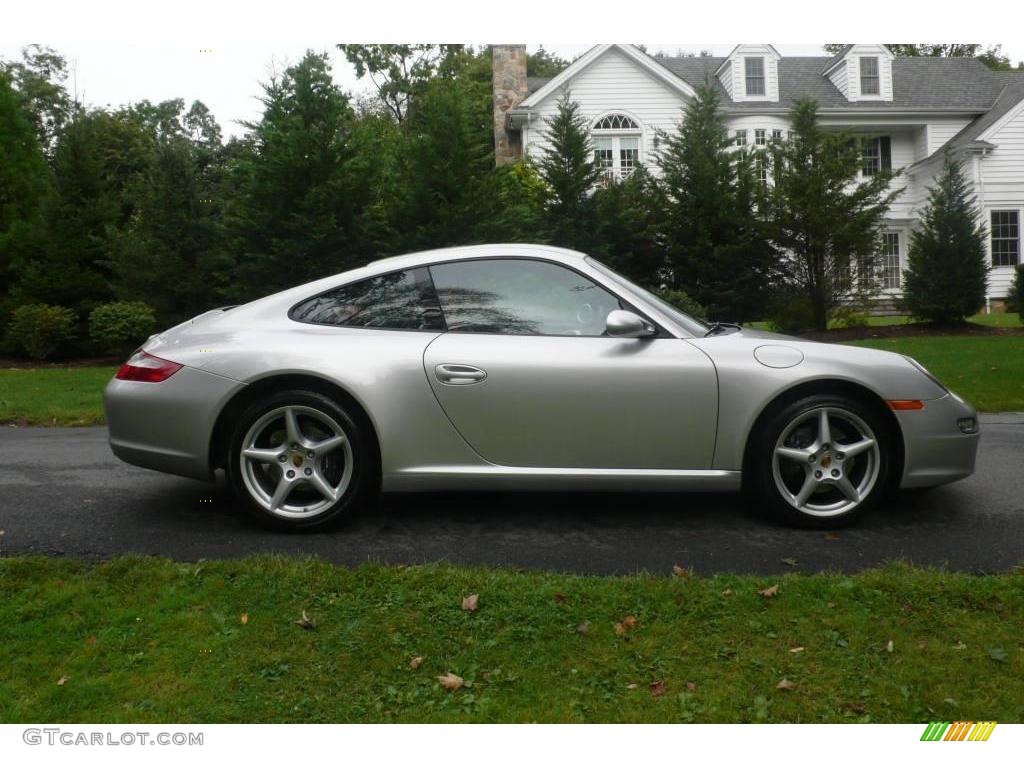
xmin=1 ymin=421 xmax=1022 ymax=575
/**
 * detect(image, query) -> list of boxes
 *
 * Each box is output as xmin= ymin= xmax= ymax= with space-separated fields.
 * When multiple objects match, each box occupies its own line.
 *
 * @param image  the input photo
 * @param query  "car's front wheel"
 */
xmin=226 ymin=390 xmax=376 ymax=531
xmin=747 ymin=393 xmax=893 ymax=527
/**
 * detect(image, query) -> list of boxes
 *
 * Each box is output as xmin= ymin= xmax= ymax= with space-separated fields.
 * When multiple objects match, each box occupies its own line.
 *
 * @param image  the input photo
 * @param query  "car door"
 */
xmin=422 ymin=258 xmax=718 ymax=470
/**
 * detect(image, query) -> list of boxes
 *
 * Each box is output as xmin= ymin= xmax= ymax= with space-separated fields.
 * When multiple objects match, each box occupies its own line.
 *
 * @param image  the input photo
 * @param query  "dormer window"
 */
xmin=860 ymin=57 xmax=880 ymax=95
xmin=745 ymin=57 xmax=766 ymax=96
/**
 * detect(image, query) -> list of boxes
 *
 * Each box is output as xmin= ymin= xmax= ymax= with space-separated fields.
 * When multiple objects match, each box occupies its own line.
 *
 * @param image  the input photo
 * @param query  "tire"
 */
xmin=746 ymin=393 xmax=893 ymax=528
xmin=226 ymin=389 xmax=378 ymax=531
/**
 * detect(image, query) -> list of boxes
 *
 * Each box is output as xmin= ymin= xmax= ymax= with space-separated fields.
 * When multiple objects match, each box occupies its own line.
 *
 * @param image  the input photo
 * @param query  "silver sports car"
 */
xmin=104 ymin=244 xmax=980 ymax=530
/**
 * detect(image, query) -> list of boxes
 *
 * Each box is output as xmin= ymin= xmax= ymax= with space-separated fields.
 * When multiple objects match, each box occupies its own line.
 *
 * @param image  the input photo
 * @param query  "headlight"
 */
xmin=903 ymin=356 xmax=949 ymax=394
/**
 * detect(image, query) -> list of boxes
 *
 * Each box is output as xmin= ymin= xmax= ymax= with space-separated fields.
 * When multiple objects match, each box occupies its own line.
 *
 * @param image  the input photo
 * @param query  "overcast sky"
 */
xmin=2 ymin=42 xmax=1022 ymax=139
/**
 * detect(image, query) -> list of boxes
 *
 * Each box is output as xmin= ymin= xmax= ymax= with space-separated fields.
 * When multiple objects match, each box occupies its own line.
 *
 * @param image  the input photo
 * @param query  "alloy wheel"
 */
xmin=770 ymin=406 xmax=881 ymax=518
xmin=239 ymin=405 xmax=354 ymax=518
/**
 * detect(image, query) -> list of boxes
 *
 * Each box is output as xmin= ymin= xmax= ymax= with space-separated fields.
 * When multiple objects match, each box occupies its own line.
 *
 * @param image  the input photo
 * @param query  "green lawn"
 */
xmin=846 ymin=336 xmax=1024 ymax=412
xmin=0 ymin=366 xmax=116 ymax=426
xmin=748 ymin=312 xmax=1021 ymax=331
xmin=0 ymin=556 xmax=1021 ymax=723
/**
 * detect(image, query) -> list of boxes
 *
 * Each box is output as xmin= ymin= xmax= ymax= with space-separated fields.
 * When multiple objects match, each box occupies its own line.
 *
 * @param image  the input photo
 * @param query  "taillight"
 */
xmin=115 ymin=350 xmax=183 ymax=383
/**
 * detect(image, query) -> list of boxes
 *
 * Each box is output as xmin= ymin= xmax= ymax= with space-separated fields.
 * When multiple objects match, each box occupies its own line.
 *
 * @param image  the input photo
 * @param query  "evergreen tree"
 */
xmin=229 ymin=51 xmax=366 ymax=299
xmin=761 ymin=98 xmax=900 ymax=330
xmin=657 ymin=83 xmax=775 ymax=321
xmin=0 ymin=71 xmax=53 ymax=328
xmin=536 ymin=93 xmax=602 ymax=250
xmin=901 ymin=154 xmax=988 ymax=324
xmin=586 ymin=167 xmax=666 ymax=286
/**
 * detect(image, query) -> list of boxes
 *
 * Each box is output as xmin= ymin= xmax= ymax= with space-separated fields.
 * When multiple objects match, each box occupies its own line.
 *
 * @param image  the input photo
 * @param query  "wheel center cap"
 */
xmin=291 ymin=454 xmax=304 ymax=468
xmin=820 ymin=453 xmax=832 ymax=469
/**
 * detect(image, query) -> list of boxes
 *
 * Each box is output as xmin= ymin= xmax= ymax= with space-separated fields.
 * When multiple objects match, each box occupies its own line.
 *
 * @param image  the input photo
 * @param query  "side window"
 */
xmin=290 ymin=268 xmax=444 ymax=330
xmin=428 ymin=259 xmax=623 ymax=337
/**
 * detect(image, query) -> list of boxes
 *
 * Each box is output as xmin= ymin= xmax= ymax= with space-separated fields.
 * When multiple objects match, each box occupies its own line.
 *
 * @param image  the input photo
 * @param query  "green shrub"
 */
xmin=1008 ymin=265 xmax=1023 ymax=318
xmin=654 ymin=288 xmax=706 ymax=320
xmin=766 ymin=287 xmax=815 ymax=334
xmin=89 ymin=301 xmax=158 ymax=356
xmin=830 ymin=305 xmax=870 ymax=329
xmin=6 ymin=304 xmax=77 ymax=361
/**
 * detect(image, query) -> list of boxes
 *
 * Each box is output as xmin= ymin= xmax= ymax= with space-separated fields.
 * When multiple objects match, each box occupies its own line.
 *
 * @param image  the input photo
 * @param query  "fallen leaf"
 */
xmin=437 ymin=672 xmax=464 ymax=691
xmin=826 ymin=602 xmax=836 ymax=609
xmin=758 ymin=584 xmax=780 ymax=598
xmin=781 ymin=557 xmax=799 ymax=567
xmin=240 ymin=613 xmax=249 ymax=625
xmin=614 ymin=622 xmax=626 ymax=636
xmin=824 ymin=532 xmax=840 ymax=541
xmin=953 ymin=640 xmax=967 ymax=651
xmin=721 ymin=588 xmax=734 ymax=596
xmin=409 ymin=656 xmax=424 ymax=670
xmin=553 ymin=592 xmax=567 ymax=603
xmin=686 ymin=681 xmax=696 ymax=692
xmin=626 ymin=683 xmax=638 ymax=690
xmin=917 ymin=639 xmax=928 ymax=649
xmin=987 ymin=647 xmax=1009 ymax=663
xmin=461 ymin=594 xmax=479 ymax=612
xmin=576 ymin=622 xmax=590 ymax=635
xmin=775 ymin=678 xmax=797 ymax=691
xmin=84 ymin=636 xmax=96 ymax=645
xmin=649 ymin=680 xmax=665 ymax=697
xmin=56 ymin=676 xmax=69 ymax=686
xmin=622 ymin=615 xmax=637 ymax=630
xmin=789 ymin=646 xmax=805 ymax=653
xmin=672 ymin=565 xmax=691 ymax=578
xmin=886 ymin=639 xmax=894 ymax=653
xmin=294 ymin=610 xmax=315 ymax=630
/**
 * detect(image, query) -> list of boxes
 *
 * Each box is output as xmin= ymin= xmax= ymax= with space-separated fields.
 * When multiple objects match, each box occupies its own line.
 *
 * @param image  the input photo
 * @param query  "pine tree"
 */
xmin=536 ymin=93 xmax=602 ymax=249
xmin=761 ymin=98 xmax=900 ymax=330
xmin=902 ymin=154 xmax=988 ymax=325
xmin=657 ymin=82 xmax=775 ymax=321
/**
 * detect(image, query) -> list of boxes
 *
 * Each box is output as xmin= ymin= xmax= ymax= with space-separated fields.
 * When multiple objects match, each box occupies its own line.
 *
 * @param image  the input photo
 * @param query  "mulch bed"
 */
xmin=800 ymin=322 xmax=1024 ymax=343
xmin=0 ymin=356 xmax=121 ymax=370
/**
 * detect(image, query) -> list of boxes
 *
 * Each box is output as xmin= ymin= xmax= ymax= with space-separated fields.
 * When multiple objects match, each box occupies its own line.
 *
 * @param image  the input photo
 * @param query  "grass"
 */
xmin=846 ymin=336 xmax=1024 ymax=412
xmin=0 ymin=556 xmax=1022 ymax=723
xmin=748 ymin=312 xmax=1021 ymax=331
xmin=0 ymin=366 xmax=116 ymax=426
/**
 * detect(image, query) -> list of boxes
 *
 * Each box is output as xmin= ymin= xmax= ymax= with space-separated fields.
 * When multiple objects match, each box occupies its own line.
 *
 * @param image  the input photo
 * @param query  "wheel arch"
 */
xmin=741 ymin=378 xmax=905 ymax=489
xmin=208 ymin=372 xmax=382 ymax=476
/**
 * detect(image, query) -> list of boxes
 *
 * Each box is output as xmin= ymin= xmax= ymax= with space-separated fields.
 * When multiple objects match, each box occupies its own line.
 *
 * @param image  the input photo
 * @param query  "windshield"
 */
xmin=585 ymin=257 xmax=709 ymax=336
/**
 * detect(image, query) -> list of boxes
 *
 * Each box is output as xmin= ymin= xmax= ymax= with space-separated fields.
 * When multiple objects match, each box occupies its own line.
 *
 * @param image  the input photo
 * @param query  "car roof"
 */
xmin=364 ymin=243 xmax=589 ymax=273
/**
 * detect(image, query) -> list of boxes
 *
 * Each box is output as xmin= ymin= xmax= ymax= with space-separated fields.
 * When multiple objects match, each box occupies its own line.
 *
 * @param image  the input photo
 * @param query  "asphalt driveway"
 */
xmin=1 ymin=419 xmax=1022 ymax=575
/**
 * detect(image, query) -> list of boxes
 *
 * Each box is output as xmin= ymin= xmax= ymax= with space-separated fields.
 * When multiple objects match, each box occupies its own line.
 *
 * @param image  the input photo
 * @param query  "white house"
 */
xmin=492 ymin=44 xmax=1024 ymax=305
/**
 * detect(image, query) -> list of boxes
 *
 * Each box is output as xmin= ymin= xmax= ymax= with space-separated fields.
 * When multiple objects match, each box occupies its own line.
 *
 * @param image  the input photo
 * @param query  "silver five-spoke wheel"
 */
xmin=771 ymin=406 xmax=881 ymax=518
xmin=239 ymin=405 xmax=354 ymax=519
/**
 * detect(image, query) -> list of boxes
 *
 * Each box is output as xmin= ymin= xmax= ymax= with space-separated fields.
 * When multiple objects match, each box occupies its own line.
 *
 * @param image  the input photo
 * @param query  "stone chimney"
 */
xmin=492 ymin=44 xmax=529 ymax=166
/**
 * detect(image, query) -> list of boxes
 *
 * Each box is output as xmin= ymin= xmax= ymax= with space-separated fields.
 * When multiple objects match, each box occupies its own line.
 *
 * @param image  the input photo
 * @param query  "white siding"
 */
xmin=925 ymin=118 xmax=973 ymax=155
xmin=979 ymin=97 xmax=1024 ymax=297
xmin=719 ymin=62 xmax=734 ymax=99
xmin=522 ymin=46 xmax=688 ymax=176
xmin=830 ymin=45 xmax=894 ymax=102
xmin=827 ymin=61 xmax=848 ymax=99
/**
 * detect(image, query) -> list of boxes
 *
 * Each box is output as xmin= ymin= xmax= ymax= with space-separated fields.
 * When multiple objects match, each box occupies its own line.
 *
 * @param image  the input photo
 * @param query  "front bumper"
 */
xmin=897 ymin=392 xmax=980 ymax=489
xmin=104 ymin=365 xmax=243 ymax=481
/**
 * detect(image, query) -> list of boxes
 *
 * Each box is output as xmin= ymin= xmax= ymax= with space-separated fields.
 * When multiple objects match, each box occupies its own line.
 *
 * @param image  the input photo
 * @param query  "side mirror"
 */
xmin=606 ymin=309 xmax=656 ymax=339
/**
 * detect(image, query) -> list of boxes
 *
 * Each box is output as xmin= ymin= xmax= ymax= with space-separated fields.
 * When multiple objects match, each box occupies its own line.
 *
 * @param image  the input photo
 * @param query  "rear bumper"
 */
xmin=897 ymin=392 xmax=980 ymax=489
xmin=104 ymin=366 xmax=243 ymax=481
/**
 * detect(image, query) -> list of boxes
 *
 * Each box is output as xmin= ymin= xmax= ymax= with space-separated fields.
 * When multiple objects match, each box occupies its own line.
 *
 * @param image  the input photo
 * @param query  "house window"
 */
xmin=771 ymin=129 xmax=783 ymax=142
xmin=880 ymin=232 xmax=901 ymax=290
xmin=745 ymin=57 xmax=765 ymax=96
xmin=755 ymin=153 xmax=768 ymax=184
xmin=755 ymin=129 xmax=767 ymax=146
xmin=860 ymin=136 xmax=892 ymax=176
xmin=860 ymin=57 xmax=880 ymax=96
xmin=592 ymin=114 xmax=641 ymax=180
xmin=991 ymin=211 xmax=1020 ymax=267
xmin=734 ymin=129 xmax=747 ymax=147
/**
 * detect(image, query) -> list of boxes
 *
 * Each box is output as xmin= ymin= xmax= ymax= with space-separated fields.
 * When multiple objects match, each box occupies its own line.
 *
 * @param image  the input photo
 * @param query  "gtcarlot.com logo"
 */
xmin=23 ymin=729 xmax=203 ymax=747
xmin=920 ymin=721 xmax=997 ymax=742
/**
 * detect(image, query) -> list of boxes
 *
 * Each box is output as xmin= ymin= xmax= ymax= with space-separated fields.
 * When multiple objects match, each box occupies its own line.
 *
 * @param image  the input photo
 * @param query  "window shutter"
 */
xmin=880 ymin=137 xmax=892 ymax=171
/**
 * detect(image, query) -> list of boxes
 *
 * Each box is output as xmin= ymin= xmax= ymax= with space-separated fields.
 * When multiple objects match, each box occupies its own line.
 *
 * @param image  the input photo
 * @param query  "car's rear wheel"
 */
xmin=747 ymin=393 xmax=892 ymax=527
xmin=226 ymin=390 xmax=376 ymax=531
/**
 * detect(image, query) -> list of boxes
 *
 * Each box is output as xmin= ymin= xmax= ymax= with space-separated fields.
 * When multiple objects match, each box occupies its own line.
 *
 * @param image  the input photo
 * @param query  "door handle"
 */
xmin=435 ymin=363 xmax=488 ymax=385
